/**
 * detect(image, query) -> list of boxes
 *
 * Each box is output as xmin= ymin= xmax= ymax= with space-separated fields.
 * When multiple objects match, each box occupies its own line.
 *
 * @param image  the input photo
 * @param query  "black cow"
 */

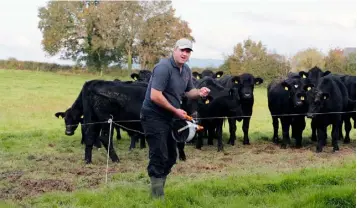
xmin=79 ymin=80 xmax=150 ymax=163
xmin=304 ymin=74 xmax=351 ymax=152
xmin=192 ymin=69 xmax=224 ymax=80
xmin=268 ymin=74 xmax=307 ymax=148
xmin=191 ymin=77 xmax=243 ymax=151
xmin=218 ymin=73 xmax=263 ymax=145
xmin=299 ymin=66 xmax=331 ymax=141
xmin=55 ymin=80 xmax=148 ymax=149
xmin=55 ymin=80 xmax=119 ymax=148
xmin=131 ymin=69 xmax=152 ymax=82
xmin=334 ymin=74 xmax=356 ymax=143
xmin=300 ymin=67 xmax=356 ymax=143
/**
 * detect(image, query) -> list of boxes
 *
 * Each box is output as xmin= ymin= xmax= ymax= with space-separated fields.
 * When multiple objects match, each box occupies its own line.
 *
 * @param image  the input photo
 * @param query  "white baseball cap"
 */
xmin=175 ymin=38 xmax=193 ymax=51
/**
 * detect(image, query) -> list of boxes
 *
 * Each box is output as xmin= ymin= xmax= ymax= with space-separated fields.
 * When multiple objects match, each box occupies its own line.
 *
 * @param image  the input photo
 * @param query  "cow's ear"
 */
xmin=303 ymin=84 xmax=314 ymax=91
xmin=323 ymin=71 xmax=331 ymax=76
xmin=215 ymin=71 xmax=224 ymax=78
xmin=254 ymin=77 xmax=263 ymax=85
xmin=299 ymin=71 xmax=308 ymax=78
xmin=192 ymin=72 xmax=201 ymax=80
xmin=322 ymin=93 xmax=330 ymax=100
xmin=131 ymin=73 xmax=139 ymax=81
xmin=202 ymin=95 xmax=213 ymax=104
xmin=231 ymin=76 xmax=240 ymax=85
xmin=55 ymin=112 xmax=65 ymax=118
xmin=281 ymin=81 xmax=291 ymax=91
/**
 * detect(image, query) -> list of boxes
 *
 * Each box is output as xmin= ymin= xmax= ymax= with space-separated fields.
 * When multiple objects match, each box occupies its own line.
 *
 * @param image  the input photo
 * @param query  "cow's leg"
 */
xmin=316 ymin=125 xmax=327 ymax=153
xmin=115 ymin=126 xmax=122 ymax=141
xmin=196 ymin=119 xmax=205 ymax=149
xmin=85 ymin=145 xmax=93 ymax=164
xmin=177 ymin=142 xmax=186 ymax=161
xmin=83 ymin=123 xmax=101 ymax=164
xmin=242 ymin=117 xmax=251 ymax=145
xmin=227 ymin=118 xmax=237 ymax=145
xmin=100 ymin=124 xmax=120 ymax=163
xmin=216 ymin=119 xmax=224 ymax=152
xmin=292 ymin=116 xmax=305 ymax=148
xmin=140 ymin=134 xmax=146 ymax=149
xmin=343 ymin=116 xmax=352 ymax=144
xmin=272 ymin=116 xmax=279 ymax=144
xmin=280 ymin=117 xmax=291 ymax=149
xmin=195 ymin=127 xmax=204 ymax=150
xmin=207 ymin=124 xmax=215 ymax=146
xmin=311 ymin=118 xmax=317 ymax=142
xmin=331 ymin=121 xmax=340 ymax=152
xmin=338 ymin=119 xmax=344 ymax=140
xmin=129 ymin=133 xmax=137 ymax=150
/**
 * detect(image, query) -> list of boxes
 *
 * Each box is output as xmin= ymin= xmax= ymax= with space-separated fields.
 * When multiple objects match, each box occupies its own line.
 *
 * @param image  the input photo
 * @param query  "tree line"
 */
xmin=2 ymin=1 xmax=355 ymax=82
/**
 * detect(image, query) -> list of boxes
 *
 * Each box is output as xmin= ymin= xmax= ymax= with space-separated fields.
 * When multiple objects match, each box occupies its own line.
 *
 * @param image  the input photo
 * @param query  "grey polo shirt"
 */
xmin=141 ymin=56 xmax=194 ymax=120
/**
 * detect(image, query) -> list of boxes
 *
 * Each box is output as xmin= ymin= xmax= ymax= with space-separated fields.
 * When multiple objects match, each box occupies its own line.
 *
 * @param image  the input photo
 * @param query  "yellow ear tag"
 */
xmin=196 ymin=76 xmax=200 ymax=79
xmin=217 ymin=74 xmax=221 ymax=78
xmin=234 ymin=81 xmax=238 ymax=84
xmin=301 ymin=96 xmax=305 ymax=101
xmin=133 ymin=77 xmax=137 ymax=80
xmin=303 ymin=74 xmax=306 ymax=78
xmin=284 ymin=87 xmax=289 ymax=91
xmin=307 ymin=87 xmax=311 ymax=91
xmin=205 ymin=99 xmax=210 ymax=104
xmin=323 ymin=96 xmax=327 ymax=100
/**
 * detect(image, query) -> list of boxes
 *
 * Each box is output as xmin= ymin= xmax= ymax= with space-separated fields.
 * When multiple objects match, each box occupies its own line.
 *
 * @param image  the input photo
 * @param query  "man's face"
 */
xmin=173 ymin=48 xmax=192 ymax=65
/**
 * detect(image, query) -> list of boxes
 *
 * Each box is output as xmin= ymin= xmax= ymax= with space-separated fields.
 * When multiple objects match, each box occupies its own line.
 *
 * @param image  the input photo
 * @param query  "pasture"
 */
xmin=0 ymin=69 xmax=355 ymax=208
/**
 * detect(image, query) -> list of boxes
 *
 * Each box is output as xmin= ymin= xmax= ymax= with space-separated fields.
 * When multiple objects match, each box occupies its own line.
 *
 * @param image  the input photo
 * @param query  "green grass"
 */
xmin=0 ymin=69 xmax=355 ymax=207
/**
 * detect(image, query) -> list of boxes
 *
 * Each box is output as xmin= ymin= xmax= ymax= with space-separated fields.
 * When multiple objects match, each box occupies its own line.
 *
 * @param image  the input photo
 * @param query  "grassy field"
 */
xmin=0 ymin=69 xmax=355 ymax=208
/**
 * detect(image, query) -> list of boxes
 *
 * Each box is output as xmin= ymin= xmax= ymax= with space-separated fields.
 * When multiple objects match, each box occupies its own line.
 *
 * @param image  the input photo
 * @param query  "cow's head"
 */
xmin=281 ymin=76 xmax=306 ymax=108
xmin=131 ymin=69 xmax=152 ymax=82
xmin=192 ymin=72 xmax=202 ymax=80
xmin=303 ymin=82 xmax=330 ymax=119
xmin=196 ymin=70 xmax=224 ymax=79
xmin=198 ymin=88 xmax=243 ymax=119
xmin=215 ymin=71 xmax=224 ymax=78
xmin=55 ymin=108 xmax=82 ymax=136
xmin=299 ymin=66 xmax=331 ymax=85
xmin=231 ymin=74 xmax=263 ymax=100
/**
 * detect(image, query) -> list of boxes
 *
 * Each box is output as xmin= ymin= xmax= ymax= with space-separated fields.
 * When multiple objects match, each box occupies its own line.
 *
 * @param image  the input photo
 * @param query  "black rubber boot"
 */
xmin=150 ymin=177 xmax=165 ymax=198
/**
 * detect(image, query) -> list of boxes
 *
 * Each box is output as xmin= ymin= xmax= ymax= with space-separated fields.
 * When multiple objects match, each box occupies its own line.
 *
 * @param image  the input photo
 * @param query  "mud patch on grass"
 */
xmin=1 ymin=179 xmax=73 ymax=200
xmin=0 ymin=170 xmax=24 ymax=182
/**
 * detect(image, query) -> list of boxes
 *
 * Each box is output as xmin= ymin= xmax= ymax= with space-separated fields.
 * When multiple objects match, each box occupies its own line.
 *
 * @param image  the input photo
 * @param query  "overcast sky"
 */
xmin=0 ymin=0 xmax=355 ymax=64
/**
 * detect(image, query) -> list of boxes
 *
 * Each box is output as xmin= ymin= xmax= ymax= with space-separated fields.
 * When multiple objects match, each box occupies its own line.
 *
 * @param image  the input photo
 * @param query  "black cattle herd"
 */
xmin=55 ymin=67 xmax=356 ymax=164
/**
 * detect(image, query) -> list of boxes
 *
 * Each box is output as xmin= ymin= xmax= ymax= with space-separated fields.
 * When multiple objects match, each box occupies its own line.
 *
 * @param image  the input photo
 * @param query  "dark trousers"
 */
xmin=140 ymin=113 xmax=177 ymax=178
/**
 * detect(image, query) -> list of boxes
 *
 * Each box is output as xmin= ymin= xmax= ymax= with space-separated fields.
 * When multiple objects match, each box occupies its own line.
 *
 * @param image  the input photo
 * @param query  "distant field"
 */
xmin=0 ymin=69 xmax=355 ymax=208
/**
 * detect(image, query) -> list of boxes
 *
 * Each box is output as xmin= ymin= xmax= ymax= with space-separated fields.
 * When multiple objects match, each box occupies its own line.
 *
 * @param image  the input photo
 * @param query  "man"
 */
xmin=140 ymin=38 xmax=210 ymax=198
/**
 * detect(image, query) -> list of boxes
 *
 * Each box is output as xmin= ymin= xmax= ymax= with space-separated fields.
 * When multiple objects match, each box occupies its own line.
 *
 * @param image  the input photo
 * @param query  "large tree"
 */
xmin=324 ymin=48 xmax=345 ymax=73
xmin=221 ymin=39 xmax=290 ymax=81
xmin=291 ymin=48 xmax=325 ymax=72
xmin=38 ymin=1 xmax=114 ymax=71
xmin=137 ymin=6 xmax=194 ymax=69
xmin=38 ymin=1 xmax=193 ymax=71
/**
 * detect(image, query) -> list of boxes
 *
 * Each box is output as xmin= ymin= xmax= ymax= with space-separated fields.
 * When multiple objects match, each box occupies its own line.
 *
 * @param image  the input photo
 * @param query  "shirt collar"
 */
xmin=170 ymin=56 xmax=182 ymax=70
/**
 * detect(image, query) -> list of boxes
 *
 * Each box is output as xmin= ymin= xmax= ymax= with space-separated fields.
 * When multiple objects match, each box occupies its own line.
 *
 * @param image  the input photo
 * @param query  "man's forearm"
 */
xmin=151 ymin=89 xmax=177 ymax=114
xmin=185 ymin=88 xmax=200 ymax=99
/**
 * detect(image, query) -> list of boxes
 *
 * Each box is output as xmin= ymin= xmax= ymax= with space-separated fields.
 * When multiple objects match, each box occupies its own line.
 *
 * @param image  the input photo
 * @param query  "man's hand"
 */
xmin=174 ymin=109 xmax=188 ymax=120
xmin=199 ymin=87 xmax=210 ymax=97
